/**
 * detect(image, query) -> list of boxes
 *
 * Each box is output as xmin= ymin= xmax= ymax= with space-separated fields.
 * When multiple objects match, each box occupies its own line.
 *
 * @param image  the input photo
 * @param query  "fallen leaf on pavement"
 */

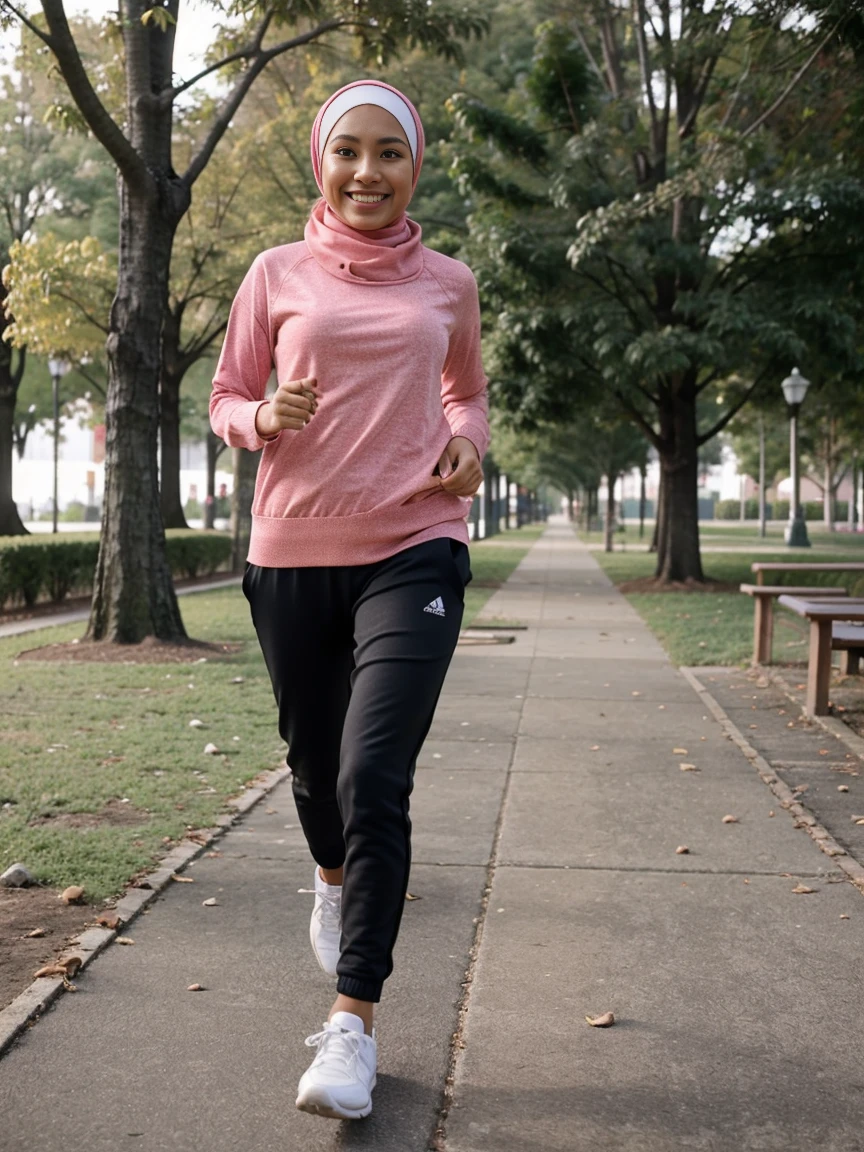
xmin=188 ymin=983 xmax=205 ymax=991
xmin=60 ymin=886 xmax=84 ymax=905
xmin=96 ymin=912 xmax=121 ymax=930
xmin=34 ymin=955 xmax=82 ymax=979
xmin=840 ymin=914 xmax=850 ymax=920
xmin=171 ymin=874 xmax=194 ymax=883
xmin=586 ymin=1012 xmax=615 ymax=1028
xmin=673 ymin=747 xmax=688 ymax=755
xmin=722 ymin=815 xmax=738 ymax=824
xmin=675 ymin=846 xmax=689 ymax=855
xmin=25 ymin=927 xmax=46 ymax=938
xmin=405 ymin=892 xmax=421 ymax=901
xmin=590 ymin=745 xmax=601 ymax=751
xmin=116 ymin=936 xmax=135 ymax=945
xmin=202 ymin=897 xmax=218 ymax=907
xmin=792 ymin=884 xmax=816 ymax=895
xmin=680 ymin=763 xmax=698 ymax=772
xmin=838 ymin=785 xmax=850 ymax=793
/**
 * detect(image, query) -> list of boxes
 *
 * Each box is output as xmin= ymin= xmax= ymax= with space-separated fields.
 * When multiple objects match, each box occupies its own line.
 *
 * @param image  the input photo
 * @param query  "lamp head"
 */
xmin=781 ymin=367 xmax=810 ymax=407
xmin=47 ymin=357 xmax=71 ymax=378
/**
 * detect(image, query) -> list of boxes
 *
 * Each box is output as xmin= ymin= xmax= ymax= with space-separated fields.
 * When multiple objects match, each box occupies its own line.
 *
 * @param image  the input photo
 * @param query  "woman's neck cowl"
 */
xmin=304 ymin=198 xmax=424 ymax=285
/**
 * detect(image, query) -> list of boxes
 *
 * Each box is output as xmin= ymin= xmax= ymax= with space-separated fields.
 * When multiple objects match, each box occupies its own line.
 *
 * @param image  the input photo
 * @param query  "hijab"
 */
xmin=304 ymin=81 xmax=425 ymax=285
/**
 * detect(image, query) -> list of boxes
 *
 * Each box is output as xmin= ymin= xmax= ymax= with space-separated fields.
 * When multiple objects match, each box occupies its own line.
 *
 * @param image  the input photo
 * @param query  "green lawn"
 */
xmin=591 ymin=531 xmax=864 ymax=668
xmin=0 ymin=526 xmax=539 ymax=900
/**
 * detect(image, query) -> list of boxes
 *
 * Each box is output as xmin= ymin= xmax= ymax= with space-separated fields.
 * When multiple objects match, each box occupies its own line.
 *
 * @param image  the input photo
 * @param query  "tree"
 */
xmin=0 ymin=56 xmax=111 ymax=534
xmin=0 ymin=0 xmax=487 ymax=643
xmin=447 ymin=1 xmax=864 ymax=583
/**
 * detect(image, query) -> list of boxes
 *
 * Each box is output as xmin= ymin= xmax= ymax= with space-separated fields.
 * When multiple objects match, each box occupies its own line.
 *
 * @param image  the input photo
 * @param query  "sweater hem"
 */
xmin=247 ymin=503 xmax=471 ymax=567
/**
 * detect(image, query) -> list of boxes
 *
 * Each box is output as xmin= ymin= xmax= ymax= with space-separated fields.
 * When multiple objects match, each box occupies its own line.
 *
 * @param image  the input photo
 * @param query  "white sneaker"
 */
xmin=295 ymin=1011 xmax=377 ymax=1120
xmin=298 ymin=868 xmax=341 ymax=976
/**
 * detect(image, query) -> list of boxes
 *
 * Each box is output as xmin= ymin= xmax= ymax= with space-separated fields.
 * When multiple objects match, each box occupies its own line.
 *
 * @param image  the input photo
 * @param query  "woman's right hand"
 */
xmin=255 ymin=377 xmax=318 ymax=438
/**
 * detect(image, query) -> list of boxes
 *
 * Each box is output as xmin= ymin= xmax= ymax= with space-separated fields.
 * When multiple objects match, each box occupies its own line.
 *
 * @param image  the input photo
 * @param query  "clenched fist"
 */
xmin=437 ymin=436 xmax=482 ymax=498
xmin=255 ymin=377 xmax=318 ymax=438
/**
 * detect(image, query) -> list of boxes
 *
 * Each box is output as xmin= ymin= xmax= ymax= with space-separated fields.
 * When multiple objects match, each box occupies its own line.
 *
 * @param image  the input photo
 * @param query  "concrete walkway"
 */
xmin=2 ymin=524 xmax=864 ymax=1151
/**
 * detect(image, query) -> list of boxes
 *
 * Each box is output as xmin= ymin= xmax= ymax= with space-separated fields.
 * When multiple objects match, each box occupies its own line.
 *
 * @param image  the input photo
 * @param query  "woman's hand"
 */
xmin=255 ymin=377 xmax=318 ymax=438
xmin=437 ymin=436 xmax=482 ymax=497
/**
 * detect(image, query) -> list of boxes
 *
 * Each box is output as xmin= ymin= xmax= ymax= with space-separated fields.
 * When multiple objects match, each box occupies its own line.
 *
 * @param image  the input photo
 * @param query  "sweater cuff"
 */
xmin=450 ymin=422 xmax=489 ymax=460
xmin=232 ymin=400 xmax=280 ymax=450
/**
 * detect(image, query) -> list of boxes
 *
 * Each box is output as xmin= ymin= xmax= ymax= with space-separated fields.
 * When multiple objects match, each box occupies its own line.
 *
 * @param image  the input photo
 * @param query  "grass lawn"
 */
xmin=590 ymin=531 xmax=864 ymax=669
xmin=0 ymin=526 xmax=540 ymax=901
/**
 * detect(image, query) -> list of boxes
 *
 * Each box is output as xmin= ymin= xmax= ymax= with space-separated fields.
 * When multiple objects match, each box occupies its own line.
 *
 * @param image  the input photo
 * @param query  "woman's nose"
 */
xmin=354 ymin=154 xmax=380 ymax=182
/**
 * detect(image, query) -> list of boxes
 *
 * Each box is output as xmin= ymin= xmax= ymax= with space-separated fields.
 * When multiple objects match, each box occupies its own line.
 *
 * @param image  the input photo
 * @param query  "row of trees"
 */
xmin=445 ymin=0 xmax=864 ymax=576
xmin=3 ymin=0 xmax=864 ymax=640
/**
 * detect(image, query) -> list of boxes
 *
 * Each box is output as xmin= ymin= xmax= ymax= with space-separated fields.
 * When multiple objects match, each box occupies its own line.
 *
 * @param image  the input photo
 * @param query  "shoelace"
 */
xmin=297 ymin=885 xmax=341 ymax=932
xmin=305 ymin=1024 xmax=363 ymax=1077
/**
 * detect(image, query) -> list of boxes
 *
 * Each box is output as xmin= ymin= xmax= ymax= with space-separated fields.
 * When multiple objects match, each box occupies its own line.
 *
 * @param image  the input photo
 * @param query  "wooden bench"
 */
xmin=751 ymin=562 xmax=864 ymax=586
xmin=777 ymin=596 xmax=864 ymax=715
xmin=740 ymin=584 xmax=849 ymax=665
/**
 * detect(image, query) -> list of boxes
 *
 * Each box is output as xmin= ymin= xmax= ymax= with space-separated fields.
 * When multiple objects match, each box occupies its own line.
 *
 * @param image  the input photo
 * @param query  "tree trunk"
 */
xmin=231 ymin=446 xmax=260 ymax=572
xmin=850 ymin=453 xmax=858 ymax=531
xmin=651 ymin=468 xmax=665 ymax=554
xmin=639 ymin=463 xmax=646 ymax=539
xmin=160 ymin=366 xmax=188 ymax=529
xmin=0 ymin=387 xmax=27 ymax=537
xmin=204 ymin=432 xmax=224 ymax=530
xmin=0 ymin=307 xmax=27 ymax=536
xmin=824 ymin=439 xmax=834 ymax=531
xmin=604 ymin=471 xmax=617 ymax=552
xmin=654 ymin=389 xmax=704 ymax=583
xmin=86 ymin=184 xmax=189 ymax=643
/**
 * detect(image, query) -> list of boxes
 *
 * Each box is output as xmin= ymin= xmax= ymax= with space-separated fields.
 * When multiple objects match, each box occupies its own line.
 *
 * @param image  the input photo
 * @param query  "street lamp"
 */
xmin=47 ymin=357 xmax=70 ymax=534
xmin=781 ymin=366 xmax=811 ymax=548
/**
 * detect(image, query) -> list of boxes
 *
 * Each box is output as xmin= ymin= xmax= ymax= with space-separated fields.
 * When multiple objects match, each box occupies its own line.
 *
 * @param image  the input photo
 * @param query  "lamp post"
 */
xmin=781 ymin=366 xmax=811 ymax=548
xmin=47 ymin=358 xmax=70 ymax=534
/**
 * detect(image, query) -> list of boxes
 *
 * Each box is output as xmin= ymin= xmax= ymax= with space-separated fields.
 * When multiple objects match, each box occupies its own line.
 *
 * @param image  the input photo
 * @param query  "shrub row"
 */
xmin=714 ymin=499 xmax=849 ymax=521
xmin=0 ymin=530 xmax=233 ymax=610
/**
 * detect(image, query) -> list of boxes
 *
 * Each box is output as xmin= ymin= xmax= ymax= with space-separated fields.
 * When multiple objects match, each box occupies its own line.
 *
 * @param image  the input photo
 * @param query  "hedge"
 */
xmin=714 ymin=499 xmax=849 ymax=521
xmin=0 ymin=530 xmax=232 ymax=610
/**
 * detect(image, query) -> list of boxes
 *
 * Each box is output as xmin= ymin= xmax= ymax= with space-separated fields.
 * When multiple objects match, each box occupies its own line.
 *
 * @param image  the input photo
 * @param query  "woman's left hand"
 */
xmin=436 ymin=436 xmax=483 ymax=497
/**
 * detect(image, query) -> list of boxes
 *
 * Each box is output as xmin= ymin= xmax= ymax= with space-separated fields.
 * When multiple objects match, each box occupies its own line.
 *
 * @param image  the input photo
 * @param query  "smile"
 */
xmin=346 ymin=193 xmax=389 ymax=203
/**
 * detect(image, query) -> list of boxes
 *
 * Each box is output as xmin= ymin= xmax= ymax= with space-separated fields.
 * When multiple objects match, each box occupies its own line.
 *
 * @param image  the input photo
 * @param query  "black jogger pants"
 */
xmin=243 ymin=537 xmax=470 ymax=1003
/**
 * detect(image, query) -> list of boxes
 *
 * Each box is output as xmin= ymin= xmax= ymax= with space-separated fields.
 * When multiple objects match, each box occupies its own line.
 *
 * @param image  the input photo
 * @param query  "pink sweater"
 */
xmin=210 ymin=205 xmax=489 ymax=567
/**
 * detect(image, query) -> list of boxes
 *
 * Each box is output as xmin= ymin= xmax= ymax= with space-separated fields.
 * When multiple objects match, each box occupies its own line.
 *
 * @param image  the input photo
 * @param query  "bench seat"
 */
xmin=739 ymin=584 xmax=849 ymax=665
xmin=833 ymin=622 xmax=864 ymax=675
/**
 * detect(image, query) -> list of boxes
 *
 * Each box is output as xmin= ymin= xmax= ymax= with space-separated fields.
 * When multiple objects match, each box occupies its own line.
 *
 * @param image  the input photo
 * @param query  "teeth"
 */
xmin=350 ymin=193 xmax=386 ymax=203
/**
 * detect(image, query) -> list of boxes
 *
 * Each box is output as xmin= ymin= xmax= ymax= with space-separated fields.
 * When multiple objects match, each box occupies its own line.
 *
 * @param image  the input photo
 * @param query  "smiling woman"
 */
xmin=209 ymin=79 xmax=489 ymax=1123
xmin=320 ymin=106 xmax=415 ymax=228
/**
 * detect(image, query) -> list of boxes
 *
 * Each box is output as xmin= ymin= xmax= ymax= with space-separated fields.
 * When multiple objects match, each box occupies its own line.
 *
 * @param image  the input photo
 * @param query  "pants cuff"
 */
xmin=337 ymin=975 xmax=383 ymax=1003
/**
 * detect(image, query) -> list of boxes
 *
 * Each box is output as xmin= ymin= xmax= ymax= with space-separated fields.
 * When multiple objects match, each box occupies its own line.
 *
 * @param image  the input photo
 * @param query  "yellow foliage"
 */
xmin=3 ymin=233 xmax=115 ymax=362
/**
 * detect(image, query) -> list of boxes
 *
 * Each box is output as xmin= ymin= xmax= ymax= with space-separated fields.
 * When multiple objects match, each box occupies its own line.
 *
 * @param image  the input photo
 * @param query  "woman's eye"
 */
xmin=335 ymin=148 xmax=355 ymax=157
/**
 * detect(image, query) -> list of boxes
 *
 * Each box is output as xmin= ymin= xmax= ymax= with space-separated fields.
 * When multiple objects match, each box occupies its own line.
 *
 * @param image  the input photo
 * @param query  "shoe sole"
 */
xmin=296 ymin=1077 xmax=376 ymax=1121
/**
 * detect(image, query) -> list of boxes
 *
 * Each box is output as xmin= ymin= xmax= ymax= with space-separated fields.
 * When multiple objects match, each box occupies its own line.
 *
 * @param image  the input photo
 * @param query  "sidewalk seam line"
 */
xmin=428 ymin=539 xmax=543 ymax=1151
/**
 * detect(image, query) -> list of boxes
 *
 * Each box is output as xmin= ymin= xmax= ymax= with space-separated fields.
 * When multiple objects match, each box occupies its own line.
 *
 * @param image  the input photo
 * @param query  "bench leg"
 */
xmin=806 ymin=619 xmax=833 ymax=716
xmin=841 ymin=649 xmax=862 ymax=676
xmin=753 ymin=597 xmax=774 ymax=665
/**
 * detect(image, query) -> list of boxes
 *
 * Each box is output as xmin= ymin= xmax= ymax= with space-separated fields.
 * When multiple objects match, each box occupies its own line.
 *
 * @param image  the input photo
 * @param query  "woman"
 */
xmin=210 ymin=79 xmax=489 ymax=1121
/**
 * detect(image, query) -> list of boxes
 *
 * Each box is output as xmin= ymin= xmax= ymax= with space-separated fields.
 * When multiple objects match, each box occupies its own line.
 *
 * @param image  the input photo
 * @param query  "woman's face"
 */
xmin=320 ymin=104 xmax=414 ymax=230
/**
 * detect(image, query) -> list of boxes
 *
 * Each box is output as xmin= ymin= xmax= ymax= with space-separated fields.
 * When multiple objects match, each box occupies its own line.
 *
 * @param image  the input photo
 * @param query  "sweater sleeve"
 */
xmin=440 ymin=266 xmax=490 ymax=459
xmin=209 ymin=257 xmax=278 ymax=451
